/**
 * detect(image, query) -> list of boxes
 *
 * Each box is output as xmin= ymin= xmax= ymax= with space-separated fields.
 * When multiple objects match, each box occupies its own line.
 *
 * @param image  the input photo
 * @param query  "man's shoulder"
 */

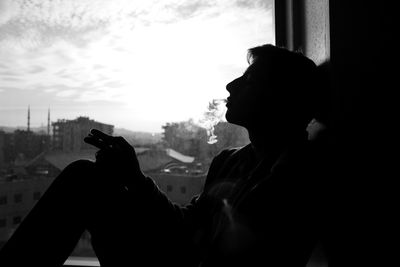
xmin=206 ymin=144 xmax=252 ymax=181
xmin=215 ymin=144 xmax=252 ymax=162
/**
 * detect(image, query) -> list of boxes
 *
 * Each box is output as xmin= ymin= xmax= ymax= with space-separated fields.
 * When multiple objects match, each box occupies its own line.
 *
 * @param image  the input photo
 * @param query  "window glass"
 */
xmin=181 ymin=186 xmax=187 ymax=194
xmin=14 ymin=194 xmax=22 ymax=203
xmin=13 ymin=216 xmax=22 ymax=225
xmin=33 ymin=192 xmax=41 ymax=201
xmin=167 ymin=185 xmax=173 ymax=192
xmin=1 ymin=0 xmax=275 ymax=260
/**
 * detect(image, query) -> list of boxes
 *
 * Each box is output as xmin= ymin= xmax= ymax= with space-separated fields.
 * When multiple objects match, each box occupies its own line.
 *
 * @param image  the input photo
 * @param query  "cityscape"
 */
xmin=0 ymin=107 xmax=249 ymax=257
xmin=0 ymin=0 xmax=270 ymax=260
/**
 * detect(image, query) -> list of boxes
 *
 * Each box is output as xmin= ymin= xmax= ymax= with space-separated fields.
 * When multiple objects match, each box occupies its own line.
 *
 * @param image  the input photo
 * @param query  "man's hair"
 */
xmin=247 ymin=44 xmax=321 ymax=129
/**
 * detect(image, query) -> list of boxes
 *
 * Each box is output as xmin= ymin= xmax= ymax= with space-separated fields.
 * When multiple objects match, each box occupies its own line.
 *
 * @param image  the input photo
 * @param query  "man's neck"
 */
xmin=248 ymin=128 xmax=307 ymax=164
xmin=248 ymin=130 xmax=284 ymax=163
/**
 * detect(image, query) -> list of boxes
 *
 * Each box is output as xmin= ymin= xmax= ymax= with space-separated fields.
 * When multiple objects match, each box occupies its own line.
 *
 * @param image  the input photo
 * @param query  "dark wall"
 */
xmin=276 ymin=1 xmax=396 ymax=265
xmin=326 ymin=2 xmax=395 ymax=266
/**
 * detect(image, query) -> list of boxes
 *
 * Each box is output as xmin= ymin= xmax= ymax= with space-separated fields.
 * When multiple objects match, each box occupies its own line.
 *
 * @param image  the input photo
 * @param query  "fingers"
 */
xmin=95 ymin=147 xmax=113 ymax=162
xmin=85 ymin=129 xmax=133 ymax=154
xmin=91 ymin=129 xmax=113 ymax=142
xmin=85 ymin=129 xmax=114 ymax=148
xmin=112 ymin=136 xmax=133 ymax=151
xmin=84 ymin=136 xmax=109 ymax=150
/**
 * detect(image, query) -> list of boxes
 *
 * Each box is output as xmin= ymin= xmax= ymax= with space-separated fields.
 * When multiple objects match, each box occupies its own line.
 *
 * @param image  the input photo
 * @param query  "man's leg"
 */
xmin=0 ymin=160 xmax=99 ymax=267
xmin=86 ymin=170 xmax=169 ymax=267
xmin=87 ymin=172 xmax=150 ymax=267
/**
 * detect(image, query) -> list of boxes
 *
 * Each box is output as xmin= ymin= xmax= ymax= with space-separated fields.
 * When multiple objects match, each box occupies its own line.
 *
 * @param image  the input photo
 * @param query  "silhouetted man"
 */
xmin=0 ymin=44 xmax=322 ymax=267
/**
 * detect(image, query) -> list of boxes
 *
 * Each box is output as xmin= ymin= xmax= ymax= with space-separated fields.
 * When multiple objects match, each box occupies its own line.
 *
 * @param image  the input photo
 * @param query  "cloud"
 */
xmin=102 ymin=80 xmax=125 ymax=88
xmin=0 ymin=0 xmax=275 ymax=131
xmin=1 ymin=76 xmax=23 ymax=82
xmin=234 ymin=0 xmax=273 ymax=9
xmin=0 ymin=0 xmax=113 ymax=51
xmin=43 ymin=88 xmax=57 ymax=93
xmin=92 ymin=64 xmax=106 ymax=70
xmin=0 ymin=70 xmax=21 ymax=76
xmin=2 ymin=0 xmax=273 ymax=93
xmin=0 ymin=0 xmax=19 ymax=25
xmin=81 ymin=81 xmax=96 ymax=87
xmin=164 ymin=0 xmax=273 ymax=22
xmin=28 ymin=65 xmax=46 ymax=74
xmin=56 ymin=89 xmax=78 ymax=98
xmin=0 ymin=86 xmax=21 ymax=91
xmin=0 ymin=0 xmax=273 ymax=53
xmin=167 ymin=0 xmax=215 ymax=20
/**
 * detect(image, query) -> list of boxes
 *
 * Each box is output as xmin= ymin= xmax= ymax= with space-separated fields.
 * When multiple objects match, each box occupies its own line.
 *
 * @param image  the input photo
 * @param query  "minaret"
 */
xmin=47 ymin=108 xmax=50 ymax=136
xmin=27 ymin=105 xmax=31 ymax=132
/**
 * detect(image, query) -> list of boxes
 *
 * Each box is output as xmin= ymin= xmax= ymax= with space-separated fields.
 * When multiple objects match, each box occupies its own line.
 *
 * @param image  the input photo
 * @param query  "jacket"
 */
xmin=130 ymin=139 xmax=322 ymax=267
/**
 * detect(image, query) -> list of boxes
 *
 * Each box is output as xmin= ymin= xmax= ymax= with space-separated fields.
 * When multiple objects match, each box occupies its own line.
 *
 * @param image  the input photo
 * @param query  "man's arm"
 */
xmin=84 ymin=129 xmax=234 ymax=266
xmin=122 ymin=147 xmax=238 ymax=266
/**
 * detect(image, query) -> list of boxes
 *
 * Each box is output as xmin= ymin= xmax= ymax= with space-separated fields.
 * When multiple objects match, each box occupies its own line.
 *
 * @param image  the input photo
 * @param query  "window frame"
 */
xmin=0 ymin=1 xmax=283 ymax=266
xmin=13 ymin=193 xmax=23 ymax=204
xmin=0 ymin=196 xmax=7 ymax=205
xmin=274 ymin=0 xmax=304 ymax=51
xmin=62 ymin=2 xmax=282 ymax=266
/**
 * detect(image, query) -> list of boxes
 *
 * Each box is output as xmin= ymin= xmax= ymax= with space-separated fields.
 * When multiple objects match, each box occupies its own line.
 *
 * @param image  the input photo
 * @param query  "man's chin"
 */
xmin=225 ymin=111 xmax=245 ymax=127
xmin=225 ymin=110 xmax=233 ymax=123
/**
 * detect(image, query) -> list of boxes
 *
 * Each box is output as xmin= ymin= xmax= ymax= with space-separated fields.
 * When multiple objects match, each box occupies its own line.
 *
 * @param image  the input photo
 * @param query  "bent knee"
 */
xmin=48 ymin=159 xmax=97 ymax=194
xmin=66 ymin=159 xmax=95 ymax=171
xmin=61 ymin=159 xmax=96 ymax=182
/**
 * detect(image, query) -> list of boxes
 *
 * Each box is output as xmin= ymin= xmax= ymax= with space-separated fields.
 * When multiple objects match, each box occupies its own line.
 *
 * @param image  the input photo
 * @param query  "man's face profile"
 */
xmin=225 ymin=60 xmax=268 ymax=128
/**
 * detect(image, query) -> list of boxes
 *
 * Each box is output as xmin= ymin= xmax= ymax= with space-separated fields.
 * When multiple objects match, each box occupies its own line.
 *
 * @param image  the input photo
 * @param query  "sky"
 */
xmin=0 ymin=0 xmax=274 ymax=133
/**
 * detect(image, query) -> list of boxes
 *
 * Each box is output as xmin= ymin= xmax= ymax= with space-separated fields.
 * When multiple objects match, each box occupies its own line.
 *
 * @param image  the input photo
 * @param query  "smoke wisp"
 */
xmin=199 ymin=99 xmax=227 ymax=144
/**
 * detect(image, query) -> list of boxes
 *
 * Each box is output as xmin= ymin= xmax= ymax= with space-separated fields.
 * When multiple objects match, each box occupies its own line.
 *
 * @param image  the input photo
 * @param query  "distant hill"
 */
xmin=113 ymin=128 xmax=163 ymax=146
xmin=0 ymin=125 xmax=163 ymax=146
xmin=0 ymin=126 xmax=48 ymax=134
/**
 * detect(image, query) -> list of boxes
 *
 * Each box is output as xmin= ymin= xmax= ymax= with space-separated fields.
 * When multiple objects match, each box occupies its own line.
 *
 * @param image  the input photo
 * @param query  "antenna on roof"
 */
xmin=47 ymin=107 xmax=50 ymax=136
xmin=27 ymin=105 xmax=31 ymax=132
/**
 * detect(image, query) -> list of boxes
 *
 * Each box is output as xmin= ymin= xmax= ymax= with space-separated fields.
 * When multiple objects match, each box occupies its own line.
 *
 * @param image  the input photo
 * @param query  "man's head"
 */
xmin=225 ymin=44 xmax=318 ymax=135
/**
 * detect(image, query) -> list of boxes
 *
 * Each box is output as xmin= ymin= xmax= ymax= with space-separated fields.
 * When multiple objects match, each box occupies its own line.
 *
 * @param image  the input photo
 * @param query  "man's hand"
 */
xmin=84 ymin=129 xmax=145 ymax=188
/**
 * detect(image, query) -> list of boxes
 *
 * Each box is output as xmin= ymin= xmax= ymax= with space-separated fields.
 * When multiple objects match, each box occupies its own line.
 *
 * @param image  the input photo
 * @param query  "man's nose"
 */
xmin=226 ymin=77 xmax=242 ymax=93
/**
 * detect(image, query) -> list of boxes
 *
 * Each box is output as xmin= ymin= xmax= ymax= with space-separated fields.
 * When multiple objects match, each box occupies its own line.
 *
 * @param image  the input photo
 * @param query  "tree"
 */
xmin=161 ymin=119 xmax=249 ymax=166
xmin=162 ymin=119 xmax=207 ymax=157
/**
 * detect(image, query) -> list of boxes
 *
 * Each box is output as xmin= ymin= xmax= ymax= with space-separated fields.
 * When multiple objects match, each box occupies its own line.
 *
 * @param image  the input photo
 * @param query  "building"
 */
xmin=0 ymin=131 xmax=5 ymax=170
xmin=0 ymin=130 xmax=50 ymax=167
xmin=32 ymin=147 xmax=206 ymax=205
xmin=52 ymin=117 xmax=114 ymax=152
xmin=141 ymin=148 xmax=206 ymax=205
xmin=150 ymin=173 xmax=206 ymax=205
xmin=0 ymin=146 xmax=205 ymax=253
xmin=1 ymin=114 xmax=206 ymax=253
xmin=0 ymin=116 xmax=114 ymax=252
xmin=22 ymin=146 xmax=206 ymax=206
xmin=0 ymin=177 xmax=53 ymax=248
